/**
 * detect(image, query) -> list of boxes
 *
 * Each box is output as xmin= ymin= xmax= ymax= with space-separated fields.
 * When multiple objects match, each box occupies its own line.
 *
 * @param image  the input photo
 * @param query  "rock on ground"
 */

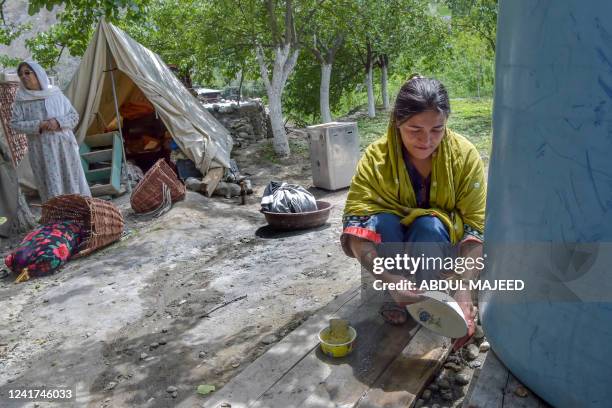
xmin=465 ymin=344 xmax=480 ymax=360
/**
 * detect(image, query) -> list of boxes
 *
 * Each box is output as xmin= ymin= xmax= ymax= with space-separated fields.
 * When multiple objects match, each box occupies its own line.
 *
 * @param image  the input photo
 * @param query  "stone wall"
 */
xmin=204 ymin=99 xmax=271 ymax=146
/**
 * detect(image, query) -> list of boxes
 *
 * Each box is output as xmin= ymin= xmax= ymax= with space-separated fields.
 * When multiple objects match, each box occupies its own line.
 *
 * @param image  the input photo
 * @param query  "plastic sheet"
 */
xmin=261 ymin=181 xmax=317 ymax=213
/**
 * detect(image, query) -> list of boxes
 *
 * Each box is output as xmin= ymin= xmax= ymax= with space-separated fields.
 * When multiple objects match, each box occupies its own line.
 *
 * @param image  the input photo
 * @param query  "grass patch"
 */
xmin=259 ymin=140 xmax=278 ymax=164
xmin=447 ymin=98 xmax=493 ymax=156
xmin=357 ymin=113 xmax=390 ymax=150
xmin=355 ymin=98 xmax=493 ymax=159
xmin=289 ymin=138 xmax=309 ymax=158
xmin=259 ymin=137 xmax=310 ymax=165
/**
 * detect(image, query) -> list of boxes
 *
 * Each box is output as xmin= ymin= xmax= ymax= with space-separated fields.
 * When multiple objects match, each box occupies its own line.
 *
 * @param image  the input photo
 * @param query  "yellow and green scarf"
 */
xmin=343 ymin=123 xmax=486 ymax=244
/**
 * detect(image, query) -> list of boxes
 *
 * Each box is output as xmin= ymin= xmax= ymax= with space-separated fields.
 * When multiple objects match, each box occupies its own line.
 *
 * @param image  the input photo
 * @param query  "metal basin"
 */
xmin=261 ymin=200 xmax=333 ymax=231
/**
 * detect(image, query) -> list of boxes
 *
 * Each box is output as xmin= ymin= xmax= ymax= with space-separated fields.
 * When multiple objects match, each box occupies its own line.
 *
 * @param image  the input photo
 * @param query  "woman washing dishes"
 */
xmin=341 ymin=75 xmax=486 ymax=348
xmin=11 ymin=61 xmax=90 ymax=203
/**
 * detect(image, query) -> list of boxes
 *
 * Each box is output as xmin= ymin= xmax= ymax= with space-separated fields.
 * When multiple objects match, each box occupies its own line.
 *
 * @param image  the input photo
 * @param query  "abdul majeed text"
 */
xmin=372 ymin=279 xmax=525 ymax=292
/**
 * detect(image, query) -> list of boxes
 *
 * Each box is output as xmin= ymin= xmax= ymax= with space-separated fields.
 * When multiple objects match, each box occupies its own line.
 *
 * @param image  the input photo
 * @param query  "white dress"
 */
xmin=11 ymin=98 xmax=91 ymax=203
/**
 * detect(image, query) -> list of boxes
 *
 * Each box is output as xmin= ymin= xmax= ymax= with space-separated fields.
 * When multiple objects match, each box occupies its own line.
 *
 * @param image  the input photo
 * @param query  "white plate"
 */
xmin=406 ymin=291 xmax=468 ymax=338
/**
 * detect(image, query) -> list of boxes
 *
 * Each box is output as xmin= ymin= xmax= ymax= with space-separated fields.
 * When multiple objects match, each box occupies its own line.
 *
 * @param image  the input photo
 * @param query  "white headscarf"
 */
xmin=14 ymin=61 xmax=73 ymax=119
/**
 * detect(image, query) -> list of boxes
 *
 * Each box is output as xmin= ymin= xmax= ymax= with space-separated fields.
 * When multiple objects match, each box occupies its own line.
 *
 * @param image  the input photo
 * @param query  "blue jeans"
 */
xmin=372 ymin=213 xmax=450 ymax=243
xmin=372 ymin=214 xmax=451 ymax=283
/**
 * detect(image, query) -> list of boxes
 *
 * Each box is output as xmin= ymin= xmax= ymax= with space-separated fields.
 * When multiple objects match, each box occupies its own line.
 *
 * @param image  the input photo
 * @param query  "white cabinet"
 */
xmin=306 ymin=122 xmax=360 ymax=190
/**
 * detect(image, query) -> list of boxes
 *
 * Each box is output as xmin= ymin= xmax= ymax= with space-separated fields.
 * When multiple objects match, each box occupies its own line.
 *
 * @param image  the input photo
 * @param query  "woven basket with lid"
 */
xmin=130 ymin=159 xmax=185 ymax=213
xmin=41 ymin=194 xmax=124 ymax=258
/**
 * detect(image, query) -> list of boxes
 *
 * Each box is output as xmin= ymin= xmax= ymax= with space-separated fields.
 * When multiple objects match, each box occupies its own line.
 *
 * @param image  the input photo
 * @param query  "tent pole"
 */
xmin=108 ymin=66 xmax=132 ymax=194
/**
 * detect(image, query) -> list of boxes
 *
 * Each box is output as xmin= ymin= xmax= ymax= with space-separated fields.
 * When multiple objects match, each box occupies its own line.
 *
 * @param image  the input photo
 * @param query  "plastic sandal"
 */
xmin=379 ymin=302 xmax=409 ymax=325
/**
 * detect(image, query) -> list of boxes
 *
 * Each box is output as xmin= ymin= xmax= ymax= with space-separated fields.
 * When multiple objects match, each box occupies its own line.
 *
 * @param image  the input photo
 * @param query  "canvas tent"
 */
xmin=65 ymin=21 xmax=233 ymax=176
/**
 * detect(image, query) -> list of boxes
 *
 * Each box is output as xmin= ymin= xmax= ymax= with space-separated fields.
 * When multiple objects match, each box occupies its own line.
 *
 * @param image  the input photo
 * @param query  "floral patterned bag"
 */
xmin=4 ymin=221 xmax=84 ymax=282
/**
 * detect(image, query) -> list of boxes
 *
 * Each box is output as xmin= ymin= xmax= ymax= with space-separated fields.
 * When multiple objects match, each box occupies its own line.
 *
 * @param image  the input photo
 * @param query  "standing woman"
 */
xmin=10 ymin=61 xmax=91 ymax=203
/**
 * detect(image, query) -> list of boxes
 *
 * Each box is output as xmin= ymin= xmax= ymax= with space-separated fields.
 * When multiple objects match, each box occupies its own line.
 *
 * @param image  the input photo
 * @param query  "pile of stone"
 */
xmin=414 ymin=324 xmax=490 ymax=408
xmin=203 ymin=99 xmax=271 ymax=147
xmin=185 ymin=159 xmax=253 ymax=199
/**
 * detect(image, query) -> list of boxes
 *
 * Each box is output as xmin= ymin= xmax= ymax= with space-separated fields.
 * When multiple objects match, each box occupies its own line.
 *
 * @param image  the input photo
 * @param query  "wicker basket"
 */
xmin=130 ymin=159 xmax=186 ymax=213
xmin=41 ymin=194 xmax=125 ymax=258
xmin=0 ymin=82 xmax=28 ymax=166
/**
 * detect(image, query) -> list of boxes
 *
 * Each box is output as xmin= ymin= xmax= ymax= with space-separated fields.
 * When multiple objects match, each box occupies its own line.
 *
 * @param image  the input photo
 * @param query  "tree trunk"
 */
xmin=310 ymin=33 xmax=343 ymax=124
xmin=237 ymin=68 xmax=244 ymax=106
xmin=320 ymin=63 xmax=333 ymax=123
xmin=256 ymin=44 xmax=299 ymax=157
xmin=381 ymin=62 xmax=390 ymax=111
xmin=366 ymin=63 xmax=376 ymax=118
xmin=267 ymin=88 xmax=289 ymax=155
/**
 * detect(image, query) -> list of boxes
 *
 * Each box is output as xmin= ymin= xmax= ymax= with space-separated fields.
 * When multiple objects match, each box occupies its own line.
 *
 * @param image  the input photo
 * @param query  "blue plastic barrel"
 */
xmin=481 ymin=1 xmax=612 ymax=407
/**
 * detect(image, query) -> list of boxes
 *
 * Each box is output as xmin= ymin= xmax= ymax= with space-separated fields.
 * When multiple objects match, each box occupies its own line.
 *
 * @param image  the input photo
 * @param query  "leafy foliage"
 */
xmin=0 ymin=4 xmax=31 ymax=67
xmin=0 ymin=21 xmax=29 ymax=47
xmin=408 ymin=26 xmax=494 ymax=98
xmin=122 ymin=0 xmax=203 ymax=81
xmin=2 ymin=0 xmax=496 ymax=127
xmin=284 ymin=43 xmax=362 ymax=123
xmin=0 ymin=54 xmax=20 ymax=67
xmin=24 ymin=0 xmax=149 ymax=67
xmin=284 ymin=0 xmax=451 ymax=121
xmin=442 ymin=0 xmax=498 ymax=52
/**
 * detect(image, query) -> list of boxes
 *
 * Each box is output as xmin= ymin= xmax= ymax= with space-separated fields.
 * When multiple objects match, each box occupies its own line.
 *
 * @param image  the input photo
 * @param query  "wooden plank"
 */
xmin=354 ymin=327 xmax=451 ymax=408
xmin=295 ymin=324 xmax=422 ymax=408
xmin=252 ymin=301 xmax=418 ymax=408
xmin=248 ymin=298 xmax=382 ymax=408
xmin=90 ymin=183 xmax=120 ymax=197
xmin=84 ymin=131 xmax=118 ymax=147
xmin=462 ymin=365 xmax=481 ymax=406
xmin=203 ymin=167 xmax=224 ymax=197
xmin=79 ymin=143 xmax=91 ymax=172
xmin=201 ymin=287 xmax=361 ymax=408
xmin=85 ymin=167 xmax=111 ymax=183
xmin=81 ymin=148 xmax=113 ymax=163
xmin=463 ymin=351 xmax=509 ymax=408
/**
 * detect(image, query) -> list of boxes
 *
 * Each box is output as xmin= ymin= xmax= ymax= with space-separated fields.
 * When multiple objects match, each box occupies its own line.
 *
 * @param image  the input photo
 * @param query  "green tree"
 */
xmin=0 ymin=2 xmax=30 ymax=67
xmin=302 ymin=0 xmax=356 ymax=123
xmin=21 ymin=0 xmax=149 ymax=68
xmin=373 ymin=0 xmax=449 ymax=111
xmin=284 ymin=0 xmax=449 ymax=123
xmin=123 ymin=0 xmax=203 ymax=82
xmin=443 ymin=0 xmax=497 ymax=52
xmin=199 ymin=0 xmax=325 ymax=156
xmin=284 ymin=44 xmax=361 ymax=124
xmin=122 ymin=0 xmax=262 ymax=100
xmin=348 ymin=0 xmax=448 ymax=117
xmin=347 ymin=0 xmax=378 ymax=118
xmin=433 ymin=30 xmax=494 ymax=97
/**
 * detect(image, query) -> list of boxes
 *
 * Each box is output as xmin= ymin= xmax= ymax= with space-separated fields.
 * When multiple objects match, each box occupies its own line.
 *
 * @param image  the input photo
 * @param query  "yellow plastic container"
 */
xmin=318 ymin=326 xmax=357 ymax=358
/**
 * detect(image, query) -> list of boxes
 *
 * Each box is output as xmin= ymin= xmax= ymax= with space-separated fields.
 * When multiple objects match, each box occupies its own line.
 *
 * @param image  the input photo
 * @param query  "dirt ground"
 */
xmin=0 ymin=132 xmax=362 ymax=407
